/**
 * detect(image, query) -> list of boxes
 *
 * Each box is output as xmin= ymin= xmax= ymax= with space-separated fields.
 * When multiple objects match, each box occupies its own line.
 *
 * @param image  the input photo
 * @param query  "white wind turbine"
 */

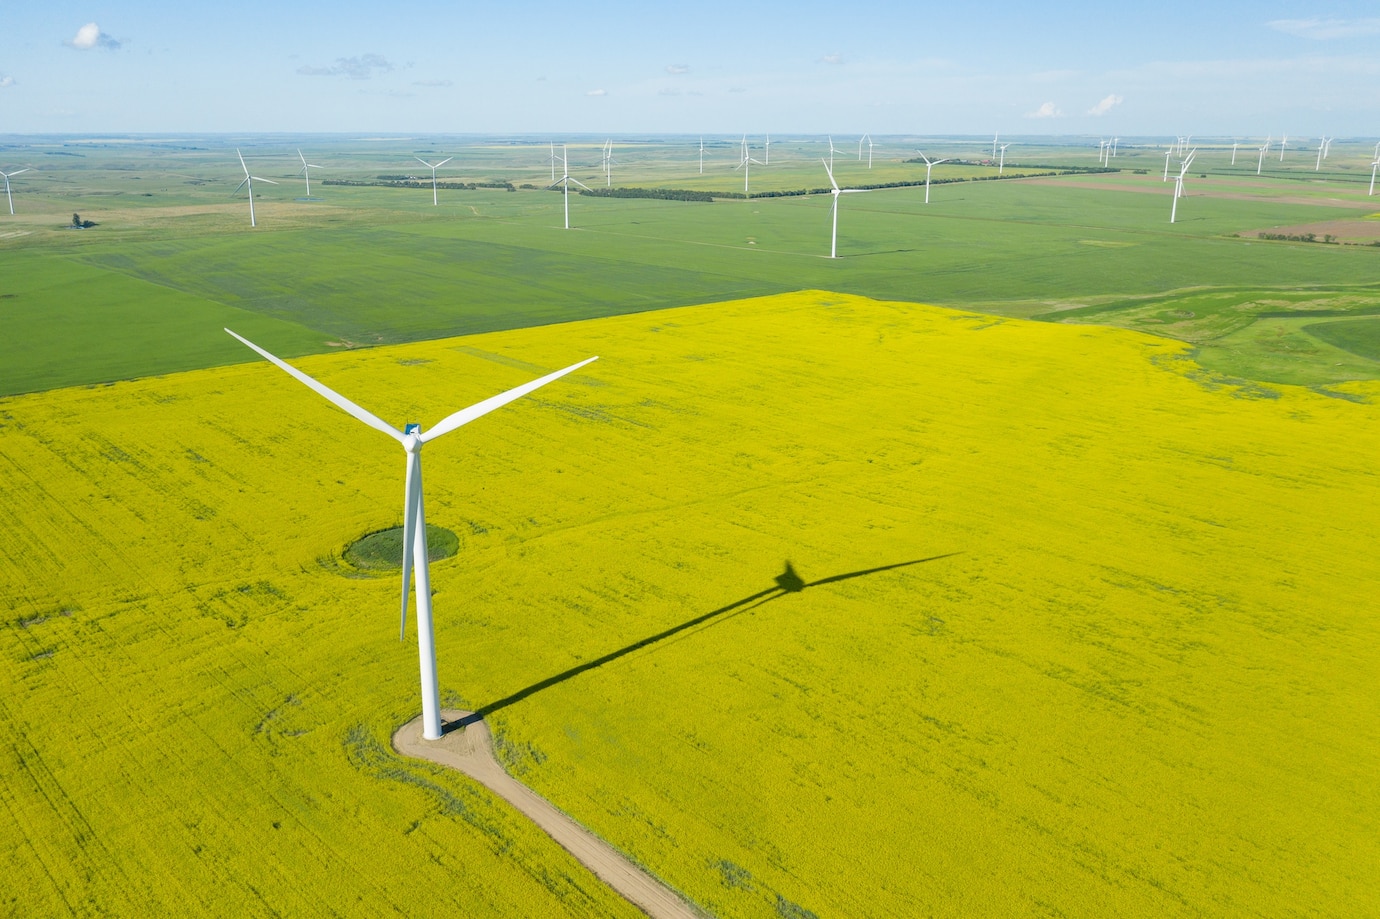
xmin=234 ymin=149 xmax=278 ymax=228
xmin=1279 ymin=134 xmax=1288 ymax=162
xmin=1257 ymin=140 xmax=1269 ymax=175
xmin=224 ymin=329 xmax=597 ymax=741
xmin=1 ymin=167 xmax=29 ymax=216
xmin=1098 ymin=139 xmax=1108 ymax=166
xmin=601 ymin=139 xmax=614 ymax=187
xmin=414 ymin=155 xmax=453 ymax=206
xmin=1163 ymin=147 xmax=1172 ymax=181
xmin=992 ymin=133 xmax=999 ymax=157
xmin=297 ymin=150 xmax=323 ymax=198
xmin=736 ymin=144 xmax=764 ymax=195
xmin=699 ymin=137 xmax=704 ymax=175
xmin=822 ymin=158 xmax=868 ymax=259
xmin=1112 ymin=137 xmax=1119 ymax=157
xmin=549 ymin=142 xmax=558 ymax=182
xmin=1170 ymin=148 xmax=1195 ymax=223
xmin=547 ymin=144 xmax=591 ymax=229
xmin=1369 ymin=158 xmax=1378 ymax=197
xmin=764 ymin=133 xmax=771 ymax=165
xmin=915 ymin=151 xmax=949 ymax=204
xmin=1315 ymin=137 xmax=1328 ymax=171
xmin=827 ymin=135 xmax=841 ymax=171
xmin=998 ymin=143 xmax=1010 ymax=175
xmin=858 ymin=134 xmax=874 ymax=167
xmin=1231 ymin=142 xmax=1238 ymax=166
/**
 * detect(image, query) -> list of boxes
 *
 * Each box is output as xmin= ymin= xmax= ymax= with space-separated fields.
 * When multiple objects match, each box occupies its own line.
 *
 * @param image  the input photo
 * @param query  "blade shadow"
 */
xmin=469 ymin=553 xmax=959 ymax=722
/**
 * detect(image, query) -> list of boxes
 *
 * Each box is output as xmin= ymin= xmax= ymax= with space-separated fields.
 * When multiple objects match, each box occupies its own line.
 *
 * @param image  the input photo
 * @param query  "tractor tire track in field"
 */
xmin=394 ymin=710 xmax=705 ymax=919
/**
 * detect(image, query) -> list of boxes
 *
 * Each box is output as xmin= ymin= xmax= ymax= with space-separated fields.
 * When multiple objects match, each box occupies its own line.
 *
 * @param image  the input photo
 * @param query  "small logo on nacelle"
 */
xmin=404 ymin=423 xmax=421 ymax=435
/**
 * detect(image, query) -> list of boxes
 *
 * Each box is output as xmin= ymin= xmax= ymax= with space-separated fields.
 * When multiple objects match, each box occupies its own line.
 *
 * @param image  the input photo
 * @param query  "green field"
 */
xmin=3 ymin=135 xmax=1380 ymax=395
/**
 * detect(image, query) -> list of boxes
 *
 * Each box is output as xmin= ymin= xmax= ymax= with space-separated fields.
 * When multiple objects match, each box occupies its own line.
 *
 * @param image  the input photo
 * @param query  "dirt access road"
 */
xmin=394 ymin=711 xmax=704 ymax=919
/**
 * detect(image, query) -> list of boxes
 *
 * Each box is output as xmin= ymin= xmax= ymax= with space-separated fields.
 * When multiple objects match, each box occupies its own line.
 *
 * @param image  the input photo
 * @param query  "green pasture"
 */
xmin=2 ymin=136 xmax=1379 ymax=397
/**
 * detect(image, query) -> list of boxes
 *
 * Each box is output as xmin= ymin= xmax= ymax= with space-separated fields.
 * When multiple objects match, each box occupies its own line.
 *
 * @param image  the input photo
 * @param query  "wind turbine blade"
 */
xmin=420 ymin=356 xmax=599 ymax=443
xmin=822 ymin=158 xmax=838 ymax=190
xmin=232 ymin=178 xmax=249 ymax=195
xmin=299 ymin=149 xmax=308 ymax=167
xmin=8 ymin=169 xmax=29 ymax=177
xmin=436 ymin=158 xmax=453 ymax=167
xmin=237 ymin=149 xmax=250 ymax=177
xmin=254 ymin=177 xmax=279 ymax=185
xmin=570 ymin=178 xmax=593 ymax=191
xmin=224 ymin=328 xmax=405 ymax=443
xmin=415 ymin=156 xmax=431 ymax=167
xmin=399 ymin=451 xmax=421 ymax=640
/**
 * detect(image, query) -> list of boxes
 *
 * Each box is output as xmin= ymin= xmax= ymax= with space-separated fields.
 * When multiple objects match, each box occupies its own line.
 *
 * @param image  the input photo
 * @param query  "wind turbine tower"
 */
xmin=764 ymin=133 xmax=771 ymax=165
xmin=1257 ymin=141 xmax=1269 ymax=176
xmin=234 ymin=149 xmax=278 ymax=228
xmin=1369 ymin=158 xmax=1378 ymax=197
xmin=415 ymin=156 xmax=453 ymax=206
xmin=736 ymin=144 xmax=764 ymax=195
xmin=547 ymin=145 xmax=591 ymax=229
xmin=1279 ymin=134 xmax=1288 ymax=162
xmin=998 ymin=143 xmax=1010 ymax=175
xmin=699 ymin=137 xmax=704 ymax=175
xmin=916 ymin=151 xmax=950 ymax=204
xmin=297 ymin=150 xmax=323 ymax=198
xmin=224 ymin=330 xmax=598 ymax=742
xmin=1 ymin=167 xmax=29 ymax=216
xmin=822 ymin=159 xmax=868 ymax=259
xmin=1316 ymin=137 xmax=1328 ymax=171
xmin=1231 ymin=142 xmax=1238 ymax=166
xmin=1170 ymin=149 xmax=1195 ymax=223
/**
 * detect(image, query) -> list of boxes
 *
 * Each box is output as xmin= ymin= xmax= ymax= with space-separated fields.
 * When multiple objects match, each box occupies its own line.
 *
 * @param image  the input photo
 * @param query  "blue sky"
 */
xmin=1 ymin=1 xmax=1378 ymax=136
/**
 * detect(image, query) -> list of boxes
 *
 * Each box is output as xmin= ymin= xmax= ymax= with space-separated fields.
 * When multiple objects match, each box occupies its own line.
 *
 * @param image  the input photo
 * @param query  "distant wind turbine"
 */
xmin=1 ymin=167 xmax=29 ymax=216
xmin=858 ymin=134 xmax=874 ymax=167
xmin=224 ymin=329 xmax=598 ymax=742
xmin=547 ymin=144 xmax=591 ymax=229
xmin=549 ymin=142 xmax=558 ymax=182
xmin=736 ymin=144 xmax=764 ymax=195
xmin=822 ymin=158 xmax=868 ymax=259
xmin=233 ymin=149 xmax=278 ymax=228
xmin=915 ymin=151 xmax=949 ymax=204
xmin=1170 ymin=148 xmax=1196 ymax=224
xmin=827 ymin=135 xmax=841 ymax=171
xmin=998 ymin=143 xmax=1010 ymax=175
xmin=992 ymin=133 xmax=999 ymax=157
xmin=1231 ymin=142 xmax=1238 ymax=166
xmin=699 ymin=137 xmax=704 ymax=175
xmin=414 ymin=155 xmax=453 ymax=206
xmin=1315 ymin=137 xmax=1328 ymax=171
xmin=1164 ymin=148 xmax=1172 ymax=181
xmin=764 ymin=133 xmax=771 ymax=165
xmin=297 ymin=150 xmax=323 ymax=198
xmin=1369 ymin=159 xmax=1378 ymax=197
xmin=1258 ymin=141 xmax=1269 ymax=176
xmin=1279 ymin=134 xmax=1288 ymax=162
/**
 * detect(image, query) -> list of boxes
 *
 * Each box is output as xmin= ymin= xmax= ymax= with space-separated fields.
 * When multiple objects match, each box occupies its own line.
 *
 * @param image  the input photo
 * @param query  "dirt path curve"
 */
xmin=394 ymin=710 xmax=704 ymax=919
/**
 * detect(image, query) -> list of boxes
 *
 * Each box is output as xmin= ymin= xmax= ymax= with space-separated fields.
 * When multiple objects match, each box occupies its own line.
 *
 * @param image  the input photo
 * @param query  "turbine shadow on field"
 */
xmin=464 ymin=554 xmax=959 ymax=724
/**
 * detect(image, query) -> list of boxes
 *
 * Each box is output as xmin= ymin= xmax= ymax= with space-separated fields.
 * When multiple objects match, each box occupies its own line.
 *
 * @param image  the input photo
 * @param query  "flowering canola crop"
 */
xmin=2 ymin=291 xmax=1377 ymax=917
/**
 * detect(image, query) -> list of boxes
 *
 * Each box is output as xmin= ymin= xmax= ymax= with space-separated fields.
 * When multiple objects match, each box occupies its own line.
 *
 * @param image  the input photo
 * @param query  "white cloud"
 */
xmin=1268 ymin=18 xmax=1380 ymax=40
xmin=0 ymin=76 xmax=13 ymax=89
xmin=586 ymin=88 xmax=607 ymax=96
xmin=820 ymin=52 xmax=843 ymax=65
xmin=1088 ymin=93 xmax=1123 ymax=116
xmin=67 ymin=22 xmax=121 ymax=51
xmin=666 ymin=64 xmax=689 ymax=75
xmin=1027 ymin=101 xmax=1062 ymax=118
xmin=298 ymin=54 xmax=393 ymax=80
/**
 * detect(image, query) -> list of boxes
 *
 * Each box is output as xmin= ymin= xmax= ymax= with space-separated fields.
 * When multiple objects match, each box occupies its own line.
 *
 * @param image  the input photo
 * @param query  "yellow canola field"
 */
xmin=2 ymin=291 xmax=1378 ymax=918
